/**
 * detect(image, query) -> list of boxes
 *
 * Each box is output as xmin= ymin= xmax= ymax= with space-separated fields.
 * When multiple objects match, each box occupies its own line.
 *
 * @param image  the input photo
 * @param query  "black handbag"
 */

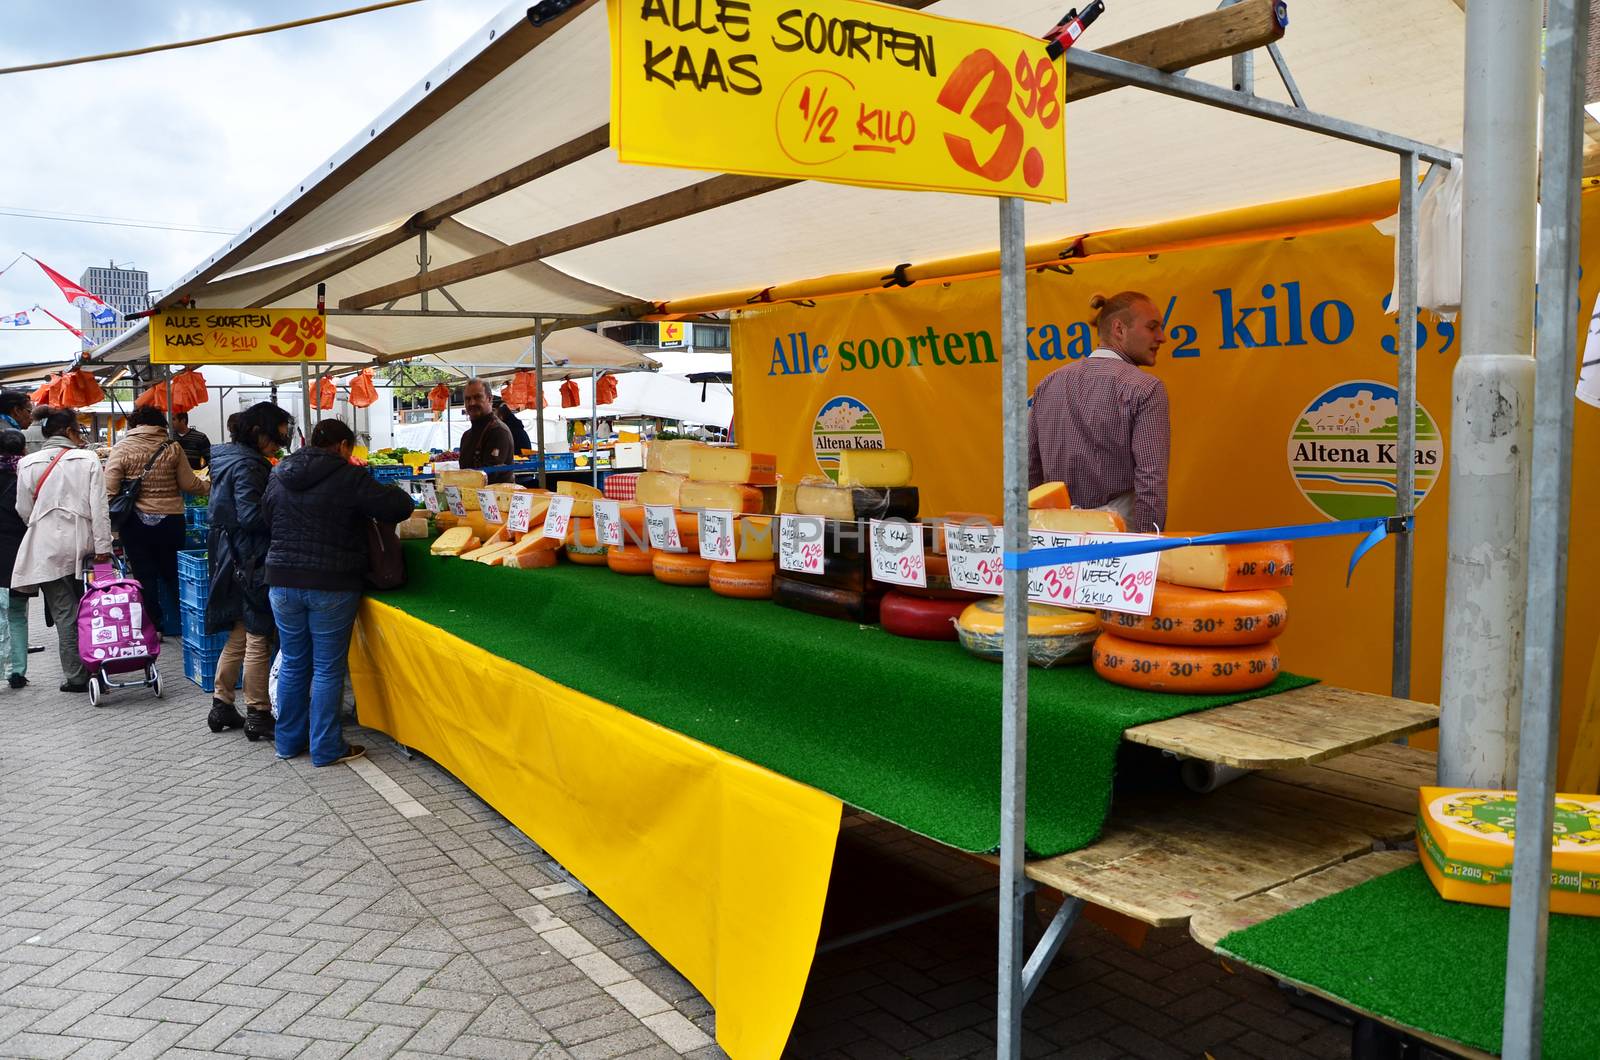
xmin=365 ymin=519 xmax=406 ymax=590
xmin=110 ymin=441 xmax=177 ymax=532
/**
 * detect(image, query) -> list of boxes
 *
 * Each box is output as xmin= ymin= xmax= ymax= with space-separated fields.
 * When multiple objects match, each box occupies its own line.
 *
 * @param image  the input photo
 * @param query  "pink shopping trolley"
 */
xmin=76 ymin=561 xmax=163 ymax=706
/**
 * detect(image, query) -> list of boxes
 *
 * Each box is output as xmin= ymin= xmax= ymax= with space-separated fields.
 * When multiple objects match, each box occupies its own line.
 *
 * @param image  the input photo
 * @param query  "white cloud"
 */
xmin=0 ymin=0 xmax=509 ymax=366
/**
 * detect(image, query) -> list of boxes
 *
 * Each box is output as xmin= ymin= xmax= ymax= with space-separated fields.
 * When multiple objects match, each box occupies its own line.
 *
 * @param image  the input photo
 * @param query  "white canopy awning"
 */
xmin=87 ymin=0 xmax=1464 ymax=369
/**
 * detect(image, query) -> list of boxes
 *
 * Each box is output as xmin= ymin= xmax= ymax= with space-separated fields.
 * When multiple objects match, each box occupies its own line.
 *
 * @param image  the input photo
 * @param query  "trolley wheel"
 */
xmin=150 ymin=667 xmax=163 ymax=699
xmin=87 ymin=676 xmax=102 ymax=708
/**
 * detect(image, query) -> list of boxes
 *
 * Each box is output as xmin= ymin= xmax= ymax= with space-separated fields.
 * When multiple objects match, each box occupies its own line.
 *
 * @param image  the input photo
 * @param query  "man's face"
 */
xmin=174 ymin=415 xmax=187 ymax=433
xmin=14 ymin=405 xmax=31 ymax=428
xmin=463 ymin=382 xmax=491 ymax=420
xmin=1114 ymin=299 xmax=1165 ymax=367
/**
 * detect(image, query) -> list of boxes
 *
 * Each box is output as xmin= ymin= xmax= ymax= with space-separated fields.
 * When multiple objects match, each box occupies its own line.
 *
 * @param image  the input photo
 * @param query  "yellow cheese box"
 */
xmin=1417 ymin=786 xmax=1600 ymax=916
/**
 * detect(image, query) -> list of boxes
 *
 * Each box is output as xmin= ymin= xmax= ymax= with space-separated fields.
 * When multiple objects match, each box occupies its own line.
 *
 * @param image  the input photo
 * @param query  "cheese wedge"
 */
xmin=837 ymin=448 xmax=913 ymax=488
xmin=635 ymin=471 xmax=687 ymax=507
xmin=774 ymin=480 xmax=799 ymax=515
xmin=1028 ymin=481 xmax=1071 ymax=509
xmin=430 ymin=526 xmax=476 ymax=556
xmin=795 ymin=484 xmax=919 ymax=521
xmin=646 ymin=439 xmax=711 ymax=476
xmin=501 ymin=532 xmax=563 ymax=564
xmin=688 ymin=448 xmax=778 ymax=485
xmin=465 ymin=541 xmax=518 ymax=564
xmin=679 ymin=481 xmax=766 ymax=514
xmin=734 ymin=516 xmax=775 ymax=561
xmin=558 ymin=480 xmax=604 ymax=500
xmin=1158 ymin=540 xmax=1294 ymax=590
xmin=397 ymin=515 xmax=430 ymax=540
xmin=1028 ymin=508 xmax=1127 ymax=534
xmin=505 ymin=548 xmax=559 ymax=570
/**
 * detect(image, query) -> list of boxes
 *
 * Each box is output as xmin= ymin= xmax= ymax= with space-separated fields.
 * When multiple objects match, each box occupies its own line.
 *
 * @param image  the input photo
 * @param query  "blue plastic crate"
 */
xmin=180 ymin=605 xmax=229 ymax=654
xmin=182 ymin=641 xmax=221 ymax=692
xmin=541 ymin=453 xmax=577 ymax=472
xmin=370 ymin=465 xmax=414 ymax=483
xmin=185 ymin=505 xmax=210 ymax=530
xmin=177 ymin=549 xmax=208 ymax=583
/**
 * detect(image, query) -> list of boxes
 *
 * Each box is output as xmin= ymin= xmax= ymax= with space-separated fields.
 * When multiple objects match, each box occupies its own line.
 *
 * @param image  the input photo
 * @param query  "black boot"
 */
xmin=207 ymin=699 xmax=245 ymax=733
xmin=244 ymin=708 xmax=275 ymax=743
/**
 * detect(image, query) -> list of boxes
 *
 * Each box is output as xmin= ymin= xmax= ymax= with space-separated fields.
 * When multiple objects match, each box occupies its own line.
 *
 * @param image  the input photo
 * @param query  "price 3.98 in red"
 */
xmin=936 ymin=48 xmax=1061 ymax=189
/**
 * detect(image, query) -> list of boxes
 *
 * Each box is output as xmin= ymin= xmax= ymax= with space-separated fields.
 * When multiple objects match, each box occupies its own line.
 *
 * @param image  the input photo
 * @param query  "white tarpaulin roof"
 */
xmin=93 ymin=0 xmax=1464 ymax=368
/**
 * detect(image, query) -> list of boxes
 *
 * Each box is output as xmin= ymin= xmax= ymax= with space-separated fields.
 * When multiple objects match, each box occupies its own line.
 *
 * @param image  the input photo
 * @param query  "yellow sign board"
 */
xmin=150 ymin=308 xmax=328 ymax=365
xmin=660 ymin=321 xmax=686 ymax=346
xmin=607 ymin=0 xmax=1067 ymax=202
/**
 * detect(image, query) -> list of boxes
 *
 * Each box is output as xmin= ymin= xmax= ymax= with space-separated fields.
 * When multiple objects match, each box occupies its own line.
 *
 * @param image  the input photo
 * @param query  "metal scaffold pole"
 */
xmin=996 ymin=195 xmax=1029 ymax=1059
xmin=533 ymin=320 xmax=547 ymax=490
xmin=1392 ymin=151 xmax=1419 ymax=698
xmin=1502 ymin=0 xmax=1589 ymax=1054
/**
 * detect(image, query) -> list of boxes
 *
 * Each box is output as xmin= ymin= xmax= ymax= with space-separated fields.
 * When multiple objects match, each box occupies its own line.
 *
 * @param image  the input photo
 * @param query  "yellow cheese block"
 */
xmin=774 ymin=480 xmax=799 ymax=516
xmin=397 ymin=515 xmax=430 ymax=540
xmin=837 ymin=448 xmax=913 ymax=488
xmin=439 ymin=469 xmax=489 ymax=510
xmin=679 ymin=481 xmax=766 ymax=514
xmin=558 ymin=480 xmax=604 ymax=500
xmin=430 ymin=527 xmax=478 ymax=556
xmin=635 ymin=471 xmax=686 ymax=507
xmin=1028 ymin=481 xmax=1071 ymax=509
xmin=795 ymin=483 xmax=918 ymax=520
xmin=1028 ymin=508 xmax=1127 ymax=534
xmin=1158 ymin=540 xmax=1294 ymax=590
xmin=646 ymin=439 xmax=712 ymax=476
xmin=465 ymin=541 xmax=518 ymax=564
xmin=501 ymin=532 xmax=563 ymax=563
xmin=1418 ymin=787 xmax=1600 ymax=917
xmin=688 ymin=447 xmax=778 ymax=485
xmin=734 ymin=516 xmax=775 ymax=561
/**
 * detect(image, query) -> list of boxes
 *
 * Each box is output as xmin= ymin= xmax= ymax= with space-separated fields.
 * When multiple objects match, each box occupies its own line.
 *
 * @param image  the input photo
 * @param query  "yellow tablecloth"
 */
xmin=349 ymin=600 xmax=843 ymax=1059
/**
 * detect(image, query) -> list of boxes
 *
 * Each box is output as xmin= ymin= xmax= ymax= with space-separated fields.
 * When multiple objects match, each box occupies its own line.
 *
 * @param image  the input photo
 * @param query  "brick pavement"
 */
xmin=0 ymin=608 xmax=1414 ymax=1059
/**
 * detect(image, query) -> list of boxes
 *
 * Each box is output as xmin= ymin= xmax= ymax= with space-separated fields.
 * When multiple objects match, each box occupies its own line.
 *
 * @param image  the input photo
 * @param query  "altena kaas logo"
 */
xmin=1287 ymin=380 xmax=1442 ymax=520
xmin=812 ymin=396 xmax=885 ymax=481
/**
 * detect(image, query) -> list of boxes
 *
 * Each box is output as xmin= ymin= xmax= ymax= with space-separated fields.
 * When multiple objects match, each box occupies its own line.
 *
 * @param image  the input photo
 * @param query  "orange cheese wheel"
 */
xmin=898 ymin=552 xmax=971 ymax=601
xmin=565 ymin=543 xmax=609 ymax=565
xmin=506 ymin=549 xmax=558 ymax=570
xmin=1099 ymin=583 xmax=1288 ymax=646
xmin=1158 ymin=539 xmax=1294 ymax=591
xmin=1092 ymin=632 xmax=1280 ymax=694
xmin=566 ymin=517 xmax=602 ymax=549
xmin=607 ymin=545 xmax=653 ymax=575
xmin=709 ymin=560 xmax=775 ymax=600
xmin=652 ymin=551 xmax=712 ymax=587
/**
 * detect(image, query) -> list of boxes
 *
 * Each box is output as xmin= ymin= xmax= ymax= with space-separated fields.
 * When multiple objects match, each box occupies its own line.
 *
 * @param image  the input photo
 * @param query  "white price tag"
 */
xmin=869 ymin=519 xmax=926 ymax=588
xmin=1069 ymin=533 xmax=1160 ymax=615
xmin=442 ymin=486 xmax=466 ymax=518
xmin=506 ymin=492 xmax=535 ymax=534
xmin=475 ymin=489 xmax=503 ymax=525
xmin=644 ymin=505 xmax=684 ymax=551
xmin=698 ymin=510 xmax=736 ymax=562
xmin=777 ymin=514 xmax=826 ymax=575
xmin=1026 ymin=531 xmax=1081 ymax=608
xmin=541 ymin=494 xmax=575 ymax=540
xmin=419 ymin=482 xmax=440 ymax=514
xmin=593 ymin=500 xmax=624 ymax=546
xmin=944 ymin=521 xmax=1004 ymax=595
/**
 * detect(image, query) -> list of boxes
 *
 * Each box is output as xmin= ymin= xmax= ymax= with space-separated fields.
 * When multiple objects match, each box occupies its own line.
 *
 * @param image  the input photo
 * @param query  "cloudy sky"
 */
xmin=0 ymin=0 xmax=509 ymax=366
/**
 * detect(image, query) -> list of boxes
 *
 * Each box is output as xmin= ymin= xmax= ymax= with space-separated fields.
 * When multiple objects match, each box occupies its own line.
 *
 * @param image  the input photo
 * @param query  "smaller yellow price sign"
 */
xmin=608 ymin=0 xmax=1067 ymax=202
xmin=150 ymin=308 xmax=329 ymax=365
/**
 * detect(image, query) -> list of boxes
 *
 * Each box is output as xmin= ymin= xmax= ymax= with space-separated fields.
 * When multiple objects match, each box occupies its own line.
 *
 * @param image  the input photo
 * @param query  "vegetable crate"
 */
xmin=177 ymin=550 xmax=209 ymax=612
xmin=182 ymin=641 xmax=238 ymax=693
xmin=180 ymin=605 xmax=229 ymax=655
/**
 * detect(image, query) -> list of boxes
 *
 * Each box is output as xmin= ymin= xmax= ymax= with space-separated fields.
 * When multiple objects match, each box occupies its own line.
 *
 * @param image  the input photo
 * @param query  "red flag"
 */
xmin=27 ymin=255 xmax=116 ymax=324
xmin=29 ymin=304 xmax=86 ymax=341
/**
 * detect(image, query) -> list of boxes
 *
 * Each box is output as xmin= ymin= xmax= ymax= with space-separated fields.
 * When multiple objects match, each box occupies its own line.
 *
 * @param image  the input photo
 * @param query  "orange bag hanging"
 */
xmin=134 ymin=382 xmax=168 ymax=410
xmin=60 ymin=369 xmax=105 ymax=408
xmin=428 ymin=382 xmax=450 ymax=415
xmin=29 ymin=377 xmax=54 ymax=405
xmin=595 ymin=372 xmax=619 ymax=405
xmin=171 ymin=369 xmax=207 ymax=412
xmin=559 ymin=379 xmax=580 ymax=408
xmin=315 ymin=375 xmax=337 ymax=411
xmin=348 ymin=369 xmax=379 ymax=409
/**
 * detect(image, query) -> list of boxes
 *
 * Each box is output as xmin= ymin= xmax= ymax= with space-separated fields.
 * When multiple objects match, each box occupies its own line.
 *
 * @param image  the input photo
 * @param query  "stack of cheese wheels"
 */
xmin=956 ymin=597 xmax=1101 ymax=667
xmin=1092 ymin=540 xmax=1293 ymax=694
xmin=708 ymin=516 xmax=776 ymax=599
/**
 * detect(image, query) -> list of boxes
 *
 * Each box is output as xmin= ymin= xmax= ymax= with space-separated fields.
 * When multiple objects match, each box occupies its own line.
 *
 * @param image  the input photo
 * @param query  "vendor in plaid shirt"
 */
xmin=1027 ymin=291 xmax=1170 ymax=534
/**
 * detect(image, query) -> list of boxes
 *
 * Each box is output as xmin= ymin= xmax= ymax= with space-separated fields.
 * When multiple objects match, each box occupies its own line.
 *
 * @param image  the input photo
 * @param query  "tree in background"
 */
xmin=382 ymin=364 xmax=453 ymax=409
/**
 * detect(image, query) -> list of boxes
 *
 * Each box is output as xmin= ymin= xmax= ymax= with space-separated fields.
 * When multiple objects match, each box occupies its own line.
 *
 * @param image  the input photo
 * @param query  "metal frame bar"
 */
xmin=815 ymin=892 xmax=996 ymax=956
xmin=1503 ymin=0 xmax=1588 ymax=1054
xmin=997 ymin=45 xmax=1456 ymax=1060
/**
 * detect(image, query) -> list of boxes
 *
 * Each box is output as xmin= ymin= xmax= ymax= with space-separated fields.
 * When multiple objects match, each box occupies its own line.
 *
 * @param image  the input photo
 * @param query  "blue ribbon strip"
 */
xmin=1001 ymin=515 xmax=1410 ymax=587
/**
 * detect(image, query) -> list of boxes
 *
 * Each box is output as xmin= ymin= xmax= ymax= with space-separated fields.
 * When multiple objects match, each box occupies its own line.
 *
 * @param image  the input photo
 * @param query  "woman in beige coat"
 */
xmin=14 ymin=411 xmax=112 ymax=692
xmin=104 ymin=406 xmax=209 ymax=636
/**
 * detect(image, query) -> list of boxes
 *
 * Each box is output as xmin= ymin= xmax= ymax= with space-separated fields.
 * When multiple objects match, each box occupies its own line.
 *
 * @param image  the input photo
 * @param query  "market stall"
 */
xmin=92 ymin=1 xmax=1599 ymax=1058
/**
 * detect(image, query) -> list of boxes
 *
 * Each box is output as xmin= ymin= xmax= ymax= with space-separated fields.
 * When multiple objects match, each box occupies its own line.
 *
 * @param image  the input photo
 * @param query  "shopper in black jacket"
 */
xmin=205 ymin=402 xmax=294 ymax=739
xmin=0 ymin=430 xmax=32 ymax=688
xmin=264 ymin=419 xmax=413 ymax=766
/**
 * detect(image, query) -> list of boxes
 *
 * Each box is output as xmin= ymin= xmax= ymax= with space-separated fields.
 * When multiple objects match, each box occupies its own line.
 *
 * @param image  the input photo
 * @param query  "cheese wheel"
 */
xmin=566 ymin=517 xmax=599 ymax=548
xmin=689 ymin=448 xmax=778 ymax=485
xmin=1029 ymin=508 xmax=1126 ymax=534
xmin=773 ymin=576 xmax=883 ymax=623
xmin=836 ymin=448 xmax=912 ymax=488
xmin=780 ymin=563 xmax=868 ymax=592
xmin=956 ymin=597 xmax=1100 ymax=668
xmin=709 ymin=560 xmax=775 ymax=600
xmin=1099 ymin=583 xmax=1288 ymax=646
xmin=646 ymin=439 xmax=711 ymax=476
xmin=564 ymin=543 xmax=609 ymax=566
xmin=931 ymin=512 xmax=1001 ymax=554
xmin=652 ymin=551 xmax=712 ymax=587
xmin=879 ymin=591 xmax=967 ymax=641
xmin=1158 ymin=540 xmax=1294 ymax=590
xmin=506 ymin=548 xmax=558 ymax=570
xmin=679 ymin=481 xmax=766 ymax=514
xmin=607 ymin=545 xmax=653 ymax=575
xmin=1028 ymin=482 xmax=1071 ymax=509
xmin=898 ymin=553 xmax=972 ymax=601
xmin=796 ymin=484 xmax=919 ymax=521
xmin=1092 ymin=632 xmax=1280 ymax=694
xmin=635 ymin=471 xmax=687 ymax=507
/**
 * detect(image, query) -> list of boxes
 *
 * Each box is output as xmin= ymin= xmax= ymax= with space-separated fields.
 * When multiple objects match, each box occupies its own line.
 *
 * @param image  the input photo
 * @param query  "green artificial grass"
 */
xmin=376 ymin=542 xmax=1314 ymax=855
xmin=1220 ymin=864 xmax=1600 ymax=1058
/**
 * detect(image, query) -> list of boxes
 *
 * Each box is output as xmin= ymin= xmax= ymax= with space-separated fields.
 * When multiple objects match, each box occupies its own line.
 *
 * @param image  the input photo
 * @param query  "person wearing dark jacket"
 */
xmin=495 ymin=400 xmax=532 ymax=455
xmin=205 ymin=402 xmax=294 ymax=739
xmin=0 ymin=430 xmax=32 ymax=687
xmin=172 ymin=412 xmax=212 ymax=470
xmin=264 ymin=419 xmax=413 ymax=766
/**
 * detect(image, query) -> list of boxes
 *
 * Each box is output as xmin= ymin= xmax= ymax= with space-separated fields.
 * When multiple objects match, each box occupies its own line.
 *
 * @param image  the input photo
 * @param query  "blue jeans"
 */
xmin=0 ymin=589 xmax=26 ymax=676
xmin=269 ymin=587 xmax=361 ymax=765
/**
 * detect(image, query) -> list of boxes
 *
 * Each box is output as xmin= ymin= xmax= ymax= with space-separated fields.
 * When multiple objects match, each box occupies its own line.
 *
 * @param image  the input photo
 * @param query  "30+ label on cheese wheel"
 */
xmin=1099 ymin=582 xmax=1287 ymax=646
xmin=1091 ymin=631 xmax=1280 ymax=694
